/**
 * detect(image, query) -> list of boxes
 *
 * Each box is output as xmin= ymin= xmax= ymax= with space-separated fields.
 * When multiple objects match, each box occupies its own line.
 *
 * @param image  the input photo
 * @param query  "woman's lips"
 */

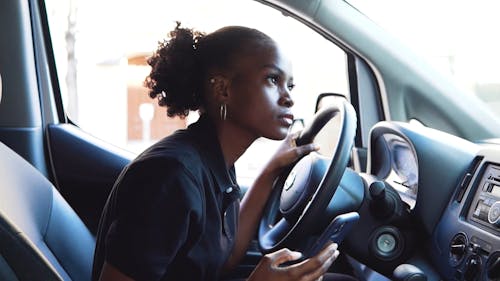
xmin=279 ymin=113 xmax=294 ymax=126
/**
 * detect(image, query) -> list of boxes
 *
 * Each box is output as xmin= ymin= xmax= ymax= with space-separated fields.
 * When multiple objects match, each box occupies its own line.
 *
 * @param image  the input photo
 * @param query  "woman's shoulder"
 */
xmin=114 ymin=134 xmax=204 ymax=202
xmin=139 ymin=129 xmax=200 ymax=163
xmin=124 ymin=129 xmax=203 ymax=180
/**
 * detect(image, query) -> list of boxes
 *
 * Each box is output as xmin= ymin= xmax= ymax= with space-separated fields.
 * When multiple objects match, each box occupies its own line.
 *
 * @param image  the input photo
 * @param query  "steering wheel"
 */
xmin=258 ymin=98 xmax=357 ymax=253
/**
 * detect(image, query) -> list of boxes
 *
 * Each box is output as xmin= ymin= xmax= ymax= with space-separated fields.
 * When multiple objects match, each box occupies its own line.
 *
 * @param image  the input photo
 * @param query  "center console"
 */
xmin=433 ymin=159 xmax=500 ymax=281
xmin=456 ymin=162 xmax=500 ymax=281
xmin=468 ymin=164 xmax=500 ymax=233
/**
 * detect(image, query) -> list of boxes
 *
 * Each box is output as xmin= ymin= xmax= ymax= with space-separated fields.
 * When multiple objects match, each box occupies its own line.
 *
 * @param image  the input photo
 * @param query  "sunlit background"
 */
xmin=46 ymin=0 xmax=346 ymax=147
xmin=350 ymin=0 xmax=500 ymax=114
xmin=46 ymin=0 xmax=500 ymax=184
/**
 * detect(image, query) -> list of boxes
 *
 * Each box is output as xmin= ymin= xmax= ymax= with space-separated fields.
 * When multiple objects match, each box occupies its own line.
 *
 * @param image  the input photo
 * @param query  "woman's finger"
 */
xmin=289 ymin=243 xmax=338 ymax=273
xmin=294 ymin=143 xmax=319 ymax=158
xmin=266 ymin=248 xmax=303 ymax=268
xmin=288 ymin=132 xmax=299 ymax=148
xmin=267 ymin=132 xmax=318 ymax=173
xmin=302 ymin=249 xmax=339 ymax=280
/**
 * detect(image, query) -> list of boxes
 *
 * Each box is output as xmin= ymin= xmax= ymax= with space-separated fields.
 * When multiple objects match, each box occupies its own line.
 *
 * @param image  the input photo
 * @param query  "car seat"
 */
xmin=0 ymin=73 xmax=95 ymax=280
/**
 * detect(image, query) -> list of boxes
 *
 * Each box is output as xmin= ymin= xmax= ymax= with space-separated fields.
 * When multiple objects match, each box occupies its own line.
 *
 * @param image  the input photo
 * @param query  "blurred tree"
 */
xmin=65 ymin=0 xmax=78 ymax=121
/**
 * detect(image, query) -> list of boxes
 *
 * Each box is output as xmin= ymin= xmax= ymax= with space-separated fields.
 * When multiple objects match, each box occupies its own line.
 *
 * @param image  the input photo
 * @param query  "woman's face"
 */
xmin=226 ymin=43 xmax=295 ymax=141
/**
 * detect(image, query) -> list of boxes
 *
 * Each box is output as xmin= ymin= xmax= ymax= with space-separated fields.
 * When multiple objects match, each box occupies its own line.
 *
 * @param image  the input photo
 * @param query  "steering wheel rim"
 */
xmin=258 ymin=98 xmax=357 ymax=253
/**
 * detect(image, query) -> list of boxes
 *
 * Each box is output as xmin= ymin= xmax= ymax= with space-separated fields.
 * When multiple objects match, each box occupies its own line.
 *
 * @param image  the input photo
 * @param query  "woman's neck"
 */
xmin=216 ymin=119 xmax=257 ymax=167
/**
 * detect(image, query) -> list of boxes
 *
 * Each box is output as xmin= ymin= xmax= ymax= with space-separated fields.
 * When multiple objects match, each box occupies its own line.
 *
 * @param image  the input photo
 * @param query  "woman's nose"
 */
xmin=281 ymin=96 xmax=294 ymax=107
xmin=279 ymin=89 xmax=294 ymax=107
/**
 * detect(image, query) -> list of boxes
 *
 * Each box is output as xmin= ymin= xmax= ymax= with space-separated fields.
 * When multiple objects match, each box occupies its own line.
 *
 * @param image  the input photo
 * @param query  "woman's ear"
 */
xmin=210 ymin=76 xmax=231 ymax=103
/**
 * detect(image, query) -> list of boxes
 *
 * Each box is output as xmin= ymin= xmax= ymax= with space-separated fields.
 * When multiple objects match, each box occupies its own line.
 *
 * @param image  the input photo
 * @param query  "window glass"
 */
xmin=45 ymin=0 xmax=348 ymax=186
xmin=347 ymin=0 xmax=500 ymax=119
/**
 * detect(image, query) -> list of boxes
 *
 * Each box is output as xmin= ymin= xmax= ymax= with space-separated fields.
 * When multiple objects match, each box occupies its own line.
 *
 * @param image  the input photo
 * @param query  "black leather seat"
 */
xmin=0 ymin=141 xmax=95 ymax=281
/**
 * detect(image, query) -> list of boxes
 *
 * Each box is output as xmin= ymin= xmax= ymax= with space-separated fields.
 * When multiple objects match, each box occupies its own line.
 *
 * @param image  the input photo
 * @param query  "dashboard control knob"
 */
xmin=449 ymin=233 xmax=467 ymax=267
xmin=450 ymin=244 xmax=466 ymax=255
xmin=370 ymin=180 xmax=386 ymax=199
xmin=488 ymin=201 xmax=500 ymax=227
xmin=369 ymin=181 xmax=395 ymax=218
xmin=393 ymin=264 xmax=427 ymax=281
xmin=464 ymin=255 xmax=482 ymax=281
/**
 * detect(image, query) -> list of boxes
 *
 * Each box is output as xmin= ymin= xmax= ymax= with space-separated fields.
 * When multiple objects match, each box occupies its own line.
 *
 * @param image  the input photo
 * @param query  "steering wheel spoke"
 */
xmin=259 ymin=218 xmax=293 ymax=250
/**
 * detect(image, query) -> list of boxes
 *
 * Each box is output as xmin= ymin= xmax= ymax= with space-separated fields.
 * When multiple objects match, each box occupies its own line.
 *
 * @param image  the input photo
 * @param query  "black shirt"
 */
xmin=92 ymin=115 xmax=240 ymax=281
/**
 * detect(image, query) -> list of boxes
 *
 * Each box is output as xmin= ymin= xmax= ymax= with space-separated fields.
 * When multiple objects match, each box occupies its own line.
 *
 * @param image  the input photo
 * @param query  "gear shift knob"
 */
xmin=393 ymin=264 xmax=427 ymax=281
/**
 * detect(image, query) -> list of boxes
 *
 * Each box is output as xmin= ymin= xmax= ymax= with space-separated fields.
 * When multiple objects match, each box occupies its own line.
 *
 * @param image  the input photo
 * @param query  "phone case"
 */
xmin=303 ymin=211 xmax=359 ymax=258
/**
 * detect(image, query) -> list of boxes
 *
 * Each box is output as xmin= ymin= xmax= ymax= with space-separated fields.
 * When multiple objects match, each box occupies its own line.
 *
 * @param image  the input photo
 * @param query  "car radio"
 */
xmin=468 ymin=164 xmax=500 ymax=232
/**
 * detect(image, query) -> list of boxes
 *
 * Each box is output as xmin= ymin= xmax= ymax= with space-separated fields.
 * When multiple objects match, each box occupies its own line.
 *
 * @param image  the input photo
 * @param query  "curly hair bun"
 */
xmin=144 ymin=22 xmax=205 ymax=117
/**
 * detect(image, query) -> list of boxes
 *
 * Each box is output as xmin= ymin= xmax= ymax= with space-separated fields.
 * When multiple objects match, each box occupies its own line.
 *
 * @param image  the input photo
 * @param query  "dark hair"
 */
xmin=144 ymin=22 xmax=274 ymax=118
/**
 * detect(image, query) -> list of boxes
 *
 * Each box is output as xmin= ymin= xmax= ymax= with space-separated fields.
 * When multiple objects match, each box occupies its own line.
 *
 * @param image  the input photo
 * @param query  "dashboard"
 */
xmin=434 ymin=147 xmax=500 ymax=281
xmin=362 ymin=121 xmax=500 ymax=281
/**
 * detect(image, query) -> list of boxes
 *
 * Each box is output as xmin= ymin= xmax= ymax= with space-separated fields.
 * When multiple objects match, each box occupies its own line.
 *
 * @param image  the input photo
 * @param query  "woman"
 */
xmin=92 ymin=23 xmax=351 ymax=281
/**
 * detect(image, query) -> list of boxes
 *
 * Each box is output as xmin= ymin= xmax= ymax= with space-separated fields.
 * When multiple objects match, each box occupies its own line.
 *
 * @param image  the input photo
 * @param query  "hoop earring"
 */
xmin=220 ymin=104 xmax=227 ymax=121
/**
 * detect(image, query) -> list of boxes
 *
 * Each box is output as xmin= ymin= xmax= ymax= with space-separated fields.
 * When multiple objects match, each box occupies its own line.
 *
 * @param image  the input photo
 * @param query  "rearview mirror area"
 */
xmin=314 ymin=93 xmax=349 ymax=157
xmin=315 ymin=93 xmax=348 ymax=113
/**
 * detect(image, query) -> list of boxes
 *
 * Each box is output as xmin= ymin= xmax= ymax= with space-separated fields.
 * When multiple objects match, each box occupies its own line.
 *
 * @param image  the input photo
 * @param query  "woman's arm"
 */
xmin=223 ymin=134 xmax=318 ymax=271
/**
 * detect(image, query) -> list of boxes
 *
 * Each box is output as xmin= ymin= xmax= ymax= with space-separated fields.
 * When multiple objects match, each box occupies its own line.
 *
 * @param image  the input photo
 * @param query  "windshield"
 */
xmin=347 ymin=0 xmax=500 ymax=122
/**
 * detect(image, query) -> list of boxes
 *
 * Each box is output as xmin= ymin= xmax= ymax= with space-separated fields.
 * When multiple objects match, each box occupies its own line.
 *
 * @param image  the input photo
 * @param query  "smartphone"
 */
xmin=303 ymin=212 xmax=359 ymax=258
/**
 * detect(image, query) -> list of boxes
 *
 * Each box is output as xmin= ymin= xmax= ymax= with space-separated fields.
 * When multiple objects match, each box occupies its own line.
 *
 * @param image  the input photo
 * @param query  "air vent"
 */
xmin=456 ymin=156 xmax=483 ymax=202
xmin=488 ymin=175 xmax=500 ymax=183
xmin=449 ymin=233 xmax=468 ymax=267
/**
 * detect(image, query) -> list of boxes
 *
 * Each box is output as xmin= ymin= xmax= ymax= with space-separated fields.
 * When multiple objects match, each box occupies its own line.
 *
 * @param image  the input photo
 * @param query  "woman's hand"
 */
xmin=229 ymin=133 xmax=319 ymax=273
xmin=264 ymin=133 xmax=319 ymax=179
xmin=247 ymin=243 xmax=339 ymax=281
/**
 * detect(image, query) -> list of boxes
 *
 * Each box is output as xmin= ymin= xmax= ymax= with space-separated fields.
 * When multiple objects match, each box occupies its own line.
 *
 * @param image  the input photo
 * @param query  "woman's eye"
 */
xmin=287 ymin=83 xmax=295 ymax=91
xmin=267 ymin=75 xmax=279 ymax=85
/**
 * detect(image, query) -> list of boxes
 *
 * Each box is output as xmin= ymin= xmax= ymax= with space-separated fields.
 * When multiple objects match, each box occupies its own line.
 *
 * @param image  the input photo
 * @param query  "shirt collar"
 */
xmin=189 ymin=115 xmax=238 ymax=194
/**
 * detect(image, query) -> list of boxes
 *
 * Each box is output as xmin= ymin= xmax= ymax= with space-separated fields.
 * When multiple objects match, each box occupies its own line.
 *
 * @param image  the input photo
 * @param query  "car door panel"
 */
xmin=46 ymin=124 xmax=134 ymax=234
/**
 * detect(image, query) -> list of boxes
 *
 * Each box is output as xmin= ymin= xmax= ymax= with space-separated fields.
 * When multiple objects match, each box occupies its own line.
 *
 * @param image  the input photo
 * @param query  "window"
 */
xmin=45 ymin=0 xmax=348 ymax=186
xmin=348 ymin=0 xmax=500 ymax=120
